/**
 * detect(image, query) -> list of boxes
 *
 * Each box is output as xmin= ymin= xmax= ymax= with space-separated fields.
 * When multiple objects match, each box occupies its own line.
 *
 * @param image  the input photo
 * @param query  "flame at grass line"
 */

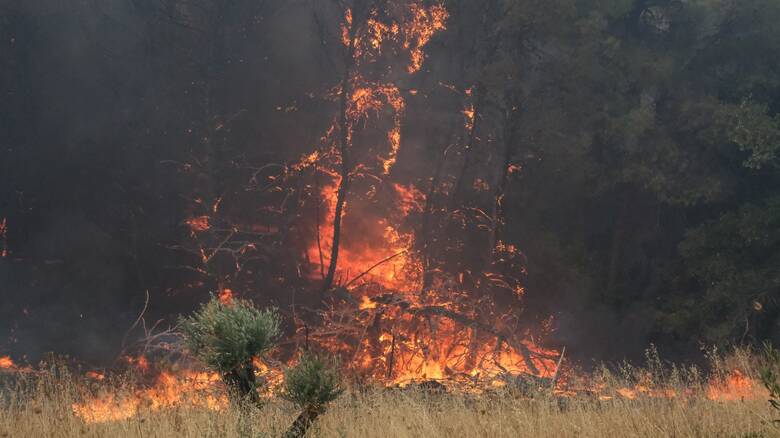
xmin=70 ymin=355 xmax=287 ymax=424
xmin=71 ymin=370 xmax=226 ymax=423
xmin=0 ymin=356 xmax=15 ymax=370
xmin=66 ymin=362 xmax=769 ymax=424
xmin=706 ymin=369 xmax=767 ymax=401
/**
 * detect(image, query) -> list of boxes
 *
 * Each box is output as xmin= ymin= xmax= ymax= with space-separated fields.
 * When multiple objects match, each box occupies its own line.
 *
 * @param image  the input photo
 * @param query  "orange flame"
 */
xmin=706 ymin=370 xmax=766 ymax=401
xmin=0 ymin=356 xmax=15 ymax=370
xmin=218 ymin=288 xmax=234 ymax=304
xmin=403 ymin=3 xmax=449 ymax=73
xmin=72 ymin=370 xmax=226 ymax=423
xmin=186 ymin=216 xmax=210 ymax=233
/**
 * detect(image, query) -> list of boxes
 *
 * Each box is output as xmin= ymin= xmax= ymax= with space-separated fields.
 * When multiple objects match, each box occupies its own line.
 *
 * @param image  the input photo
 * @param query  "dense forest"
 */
xmin=1 ymin=0 xmax=779 ymax=366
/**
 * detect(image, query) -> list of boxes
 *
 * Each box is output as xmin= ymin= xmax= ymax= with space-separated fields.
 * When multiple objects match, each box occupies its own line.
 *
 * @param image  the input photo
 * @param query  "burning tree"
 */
xmin=163 ymin=0 xmax=562 ymax=389
xmin=277 ymin=0 xmax=561 ymax=386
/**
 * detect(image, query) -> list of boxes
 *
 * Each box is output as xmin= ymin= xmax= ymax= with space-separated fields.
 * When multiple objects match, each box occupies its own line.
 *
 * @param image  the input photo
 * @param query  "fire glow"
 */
xmin=294 ymin=0 xmax=564 ymax=386
xmin=16 ymin=0 xmax=764 ymax=426
xmin=71 ymin=370 xmax=226 ymax=423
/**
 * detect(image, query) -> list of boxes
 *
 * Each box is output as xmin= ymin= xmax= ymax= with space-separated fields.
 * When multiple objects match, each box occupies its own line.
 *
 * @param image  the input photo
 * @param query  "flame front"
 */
xmin=72 ymin=370 xmax=226 ymax=423
xmin=0 ymin=356 xmax=15 ymax=370
xmin=706 ymin=370 xmax=766 ymax=401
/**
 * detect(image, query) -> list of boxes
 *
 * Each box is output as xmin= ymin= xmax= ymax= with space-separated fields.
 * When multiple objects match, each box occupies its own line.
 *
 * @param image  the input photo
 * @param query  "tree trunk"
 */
xmin=323 ymin=4 xmax=362 ymax=292
xmin=449 ymin=83 xmax=483 ymax=210
xmin=420 ymin=132 xmax=455 ymax=293
xmin=283 ymin=407 xmax=321 ymax=438
xmin=486 ymin=106 xmax=519 ymax=266
xmin=223 ymin=360 xmax=261 ymax=405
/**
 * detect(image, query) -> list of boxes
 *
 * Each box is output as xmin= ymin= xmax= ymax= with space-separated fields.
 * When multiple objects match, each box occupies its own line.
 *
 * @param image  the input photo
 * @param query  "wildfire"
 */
xmin=706 ymin=369 xmax=766 ymax=401
xmin=72 ymin=370 xmax=226 ymax=423
xmin=218 ymin=288 xmax=234 ymax=304
xmin=393 ymin=183 xmax=425 ymax=216
xmin=308 ymin=180 xmax=416 ymax=290
xmin=0 ymin=356 xmax=15 ymax=370
xmin=86 ymin=371 xmax=106 ymax=381
xmin=403 ymin=3 xmax=449 ymax=73
xmin=126 ymin=355 xmax=150 ymax=373
xmin=298 ymin=0 xmax=567 ymax=386
xmin=185 ymin=216 xmax=210 ymax=233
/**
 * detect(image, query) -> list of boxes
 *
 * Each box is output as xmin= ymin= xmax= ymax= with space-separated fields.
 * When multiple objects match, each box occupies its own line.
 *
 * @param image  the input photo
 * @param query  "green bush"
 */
xmin=179 ymin=295 xmax=280 ymax=402
xmin=760 ymin=342 xmax=780 ymax=422
xmin=281 ymin=352 xmax=343 ymax=437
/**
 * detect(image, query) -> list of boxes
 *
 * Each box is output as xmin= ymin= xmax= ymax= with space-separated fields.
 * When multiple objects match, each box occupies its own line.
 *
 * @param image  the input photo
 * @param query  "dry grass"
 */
xmin=1 ymin=348 xmax=778 ymax=438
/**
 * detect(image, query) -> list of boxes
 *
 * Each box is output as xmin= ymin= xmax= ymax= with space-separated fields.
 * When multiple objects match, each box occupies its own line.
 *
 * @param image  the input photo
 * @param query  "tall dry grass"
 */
xmin=1 ymin=347 xmax=778 ymax=438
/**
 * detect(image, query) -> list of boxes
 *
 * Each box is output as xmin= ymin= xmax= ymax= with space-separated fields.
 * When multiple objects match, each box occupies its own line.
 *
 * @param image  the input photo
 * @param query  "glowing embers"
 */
xmin=403 ymin=3 xmax=448 ymax=73
xmin=341 ymin=2 xmax=448 ymax=73
xmin=347 ymin=82 xmax=405 ymax=175
xmin=185 ymin=216 xmax=210 ymax=233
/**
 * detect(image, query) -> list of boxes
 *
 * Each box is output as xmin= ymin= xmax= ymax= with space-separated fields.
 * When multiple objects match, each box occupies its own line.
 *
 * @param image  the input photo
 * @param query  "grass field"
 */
xmin=1 ymin=349 xmax=778 ymax=437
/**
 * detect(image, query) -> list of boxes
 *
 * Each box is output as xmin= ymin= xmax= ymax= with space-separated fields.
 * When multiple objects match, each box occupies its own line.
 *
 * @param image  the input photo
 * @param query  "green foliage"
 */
xmin=179 ymin=295 xmax=280 ymax=375
xmin=281 ymin=352 xmax=343 ymax=410
xmin=760 ymin=342 xmax=780 ymax=420
xmin=676 ymin=199 xmax=780 ymax=343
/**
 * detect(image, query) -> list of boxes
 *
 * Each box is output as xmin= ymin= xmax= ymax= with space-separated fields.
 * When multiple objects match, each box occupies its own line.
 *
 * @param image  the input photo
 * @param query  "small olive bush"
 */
xmin=179 ymin=295 xmax=280 ymax=401
xmin=282 ymin=352 xmax=343 ymax=410
xmin=281 ymin=352 xmax=343 ymax=438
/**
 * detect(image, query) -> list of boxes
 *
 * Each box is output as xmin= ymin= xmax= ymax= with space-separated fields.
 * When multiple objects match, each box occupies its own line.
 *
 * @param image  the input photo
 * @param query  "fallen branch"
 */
xmin=343 ymin=250 xmax=407 ymax=288
xmin=550 ymin=346 xmax=566 ymax=390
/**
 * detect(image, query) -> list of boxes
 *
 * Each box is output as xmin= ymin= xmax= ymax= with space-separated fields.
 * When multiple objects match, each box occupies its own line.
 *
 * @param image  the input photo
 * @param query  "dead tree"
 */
xmin=323 ymin=0 xmax=372 ymax=293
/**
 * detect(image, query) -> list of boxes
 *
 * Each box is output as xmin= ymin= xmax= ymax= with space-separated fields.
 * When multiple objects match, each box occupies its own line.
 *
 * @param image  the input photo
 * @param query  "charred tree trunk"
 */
xmin=222 ymin=359 xmax=261 ymax=405
xmin=283 ymin=407 xmax=321 ymax=438
xmin=323 ymin=4 xmax=363 ymax=293
xmin=420 ymin=131 xmax=455 ymax=293
xmin=449 ymin=83 xmax=484 ymax=210
xmin=485 ymin=105 xmax=519 ymax=267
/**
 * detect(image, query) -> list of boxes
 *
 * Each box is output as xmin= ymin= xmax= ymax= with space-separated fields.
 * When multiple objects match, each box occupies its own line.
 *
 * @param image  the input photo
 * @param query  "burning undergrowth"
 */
xmin=0 ymin=347 xmax=772 ymax=426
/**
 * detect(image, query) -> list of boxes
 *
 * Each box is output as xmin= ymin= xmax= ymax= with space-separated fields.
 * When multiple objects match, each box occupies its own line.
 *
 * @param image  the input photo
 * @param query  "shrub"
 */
xmin=179 ymin=295 xmax=280 ymax=403
xmin=281 ymin=352 xmax=343 ymax=437
xmin=760 ymin=342 xmax=780 ymax=422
